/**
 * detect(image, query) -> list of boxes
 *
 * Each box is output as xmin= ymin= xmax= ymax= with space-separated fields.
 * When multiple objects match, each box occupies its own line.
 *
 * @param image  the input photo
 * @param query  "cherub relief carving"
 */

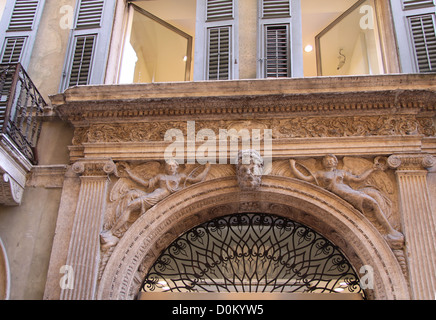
xmin=289 ymin=154 xmax=404 ymax=248
xmin=100 ymin=160 xmax=211 ymax=249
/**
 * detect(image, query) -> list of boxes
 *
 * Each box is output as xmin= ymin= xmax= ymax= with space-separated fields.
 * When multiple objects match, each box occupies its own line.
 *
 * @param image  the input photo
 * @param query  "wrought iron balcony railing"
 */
xmin=0 ymin=63 xmax=45 ymax=164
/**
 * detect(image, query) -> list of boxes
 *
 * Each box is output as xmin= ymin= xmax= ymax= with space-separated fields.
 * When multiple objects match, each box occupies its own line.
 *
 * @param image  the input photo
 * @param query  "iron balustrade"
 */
xmin=0 ymin=63 xmax=46 ymax=164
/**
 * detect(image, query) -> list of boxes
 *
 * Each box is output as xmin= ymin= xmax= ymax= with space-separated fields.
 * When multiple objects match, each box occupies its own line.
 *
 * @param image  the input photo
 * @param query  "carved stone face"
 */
xmin=322 ymin=154 xmax=338 ymax=169
xmin=236 ymin=150 xmax=264 ymax=190
xmin=165 ymin=161 xmax=179 ymax=175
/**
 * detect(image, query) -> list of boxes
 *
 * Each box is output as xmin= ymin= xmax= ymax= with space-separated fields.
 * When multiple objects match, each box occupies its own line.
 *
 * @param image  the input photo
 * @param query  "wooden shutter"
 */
xmin=207 ymin=26 xmax=231 ymax=80
xmin=198 ymin=0 xmax=234 ymax=80
xmin=8 ymin=0 xmax=39 ymax=31
xmin=76 ymin=0 xmax=104 ymax=29
xmin=262 ymin=0 xmax=290 ymax=18
xmin=265 ymin=25 xmax=289 ymax=77
xmin=408 ymin=14 xmax=436 ymax=72
xmin=61 ymin=0 xmax=116 ymax=90
xmin=259 ymin=0 xmax=294 ymax=78
xmin=68 ymin=35 xmax=96 ymax=87
xmin=207 ymin=0 xmax=233 ymax=21
xmin=392 ymin=0 xmax=436 ymax=73
xmin=1 ymin=37 xmax=26 ymax=64
xmin=0 ymin=0 xmax=45 ymax=68
xmin=403 ymin=0 xmax=435 ymax=10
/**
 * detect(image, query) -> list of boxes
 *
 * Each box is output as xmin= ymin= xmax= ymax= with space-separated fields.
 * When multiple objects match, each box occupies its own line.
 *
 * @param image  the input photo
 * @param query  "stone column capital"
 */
xmin=71 ymin=158 xmax=117 ymax=177
xmin=387 ymin=154 xmax=435 ymax=171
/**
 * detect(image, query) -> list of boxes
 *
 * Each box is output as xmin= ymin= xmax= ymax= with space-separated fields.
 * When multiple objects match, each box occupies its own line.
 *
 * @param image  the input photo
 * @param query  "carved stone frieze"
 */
xmin=72 ymin=115 xmax=435 ymax=145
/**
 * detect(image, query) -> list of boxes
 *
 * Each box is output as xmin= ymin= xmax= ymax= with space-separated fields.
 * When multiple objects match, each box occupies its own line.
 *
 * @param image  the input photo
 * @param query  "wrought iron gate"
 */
xmin=140 ymin=213 xmax=364 ymax=296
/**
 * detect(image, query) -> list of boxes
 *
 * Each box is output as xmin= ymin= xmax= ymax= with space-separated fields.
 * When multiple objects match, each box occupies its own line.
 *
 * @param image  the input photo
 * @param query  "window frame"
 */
xmin=257 ymin=0 xmax=302 ymax=78
xmin=390 ymin=0 xmax=436 ymax=73
xmin=194 ymin=0 xmax=238 ymax=81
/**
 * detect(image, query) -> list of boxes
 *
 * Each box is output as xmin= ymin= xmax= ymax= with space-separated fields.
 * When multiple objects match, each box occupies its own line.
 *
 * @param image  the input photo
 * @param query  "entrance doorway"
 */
xmin=138 ymin=212 xmax=365 ymax=299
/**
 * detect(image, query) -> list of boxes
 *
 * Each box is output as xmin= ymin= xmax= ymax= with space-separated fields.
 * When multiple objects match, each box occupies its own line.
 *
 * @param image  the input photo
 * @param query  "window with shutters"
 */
xmin=408 ymin=14 xmax=436 ymax=72
xmin=0 ymin=0 xmax=45 ymax=68
xmin=7 ymin=0 xmax=38 ymax=31
xmin=1 ymin=37 xmax=26 ymax=64
xmin=68 ymin=35 xmax=96 ymax=87
xmin=403 ymin=0 xmax=435 ymax=10
xmin=207 ymin=26 xmax=231 ymax=80
xmin=258 ymin=0 xmax=293 ymax=78
xmin=391 ymin=0 xmax=436 ymax=73
xmin=264 ymin=24 xmax=290 ymax=77
xmin=262 ymin=0 xmax=291 ymax=18
xmin=194 ymin=0 xmax=235 ymax=80
xmin=61 ymin=0 xmax=116 ymax=90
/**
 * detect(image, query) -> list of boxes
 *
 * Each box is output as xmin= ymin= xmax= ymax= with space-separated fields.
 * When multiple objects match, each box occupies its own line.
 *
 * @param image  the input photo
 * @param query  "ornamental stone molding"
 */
xmin=60 ymin=158 xmax=117 ymax=300
xmin=388 ymin=154 xmax=436 ymax=171
xmin=0 ymin=134 xmax=32 ymax=206
xmin=45 ymin=75 xmax=435 ymax=300
xmin=97 ymin=175 xmax=410 ymax=300
xmin=387 ymin=153 xmax=436 ymax=300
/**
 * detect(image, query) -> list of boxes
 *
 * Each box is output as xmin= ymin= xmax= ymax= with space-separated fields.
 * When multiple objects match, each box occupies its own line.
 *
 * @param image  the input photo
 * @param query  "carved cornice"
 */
xmin=55 ymin=89 xmax=436 ymax=124
xmin=388 ymin=154 xmax=436 ymax=171
xmin=72 ymin=158 xmax=117 ymax=177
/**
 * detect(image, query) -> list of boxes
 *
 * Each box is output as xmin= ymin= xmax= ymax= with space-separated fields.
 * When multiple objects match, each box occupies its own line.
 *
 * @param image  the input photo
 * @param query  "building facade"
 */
xmin=0 ymin=0 xmax=435 ymax=300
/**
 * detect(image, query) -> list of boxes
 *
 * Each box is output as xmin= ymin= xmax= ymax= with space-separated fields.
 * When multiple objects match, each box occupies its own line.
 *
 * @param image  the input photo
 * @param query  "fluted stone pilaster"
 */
xmin=60 ymin=158 xmax=116 ymax=300
xmin=388 ymin=154 xmax=436 ymax=300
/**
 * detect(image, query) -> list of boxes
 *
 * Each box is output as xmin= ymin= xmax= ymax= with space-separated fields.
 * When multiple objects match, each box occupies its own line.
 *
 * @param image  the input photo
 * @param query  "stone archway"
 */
xmin=97 ymin=176 xmax=410 ymax=300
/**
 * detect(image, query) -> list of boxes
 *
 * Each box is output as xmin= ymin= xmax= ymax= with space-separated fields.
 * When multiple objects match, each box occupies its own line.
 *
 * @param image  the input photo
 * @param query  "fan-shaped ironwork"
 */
xmin=140 ymin=213 xmax=364 ymax=296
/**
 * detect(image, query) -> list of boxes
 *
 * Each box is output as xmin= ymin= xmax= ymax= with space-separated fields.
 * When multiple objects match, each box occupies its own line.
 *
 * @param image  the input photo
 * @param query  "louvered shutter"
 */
xmin=194 ymin=0 xmax=235 ymax=80
xmin=68 ymin=35 xmax=96 ymax=87
xmin=265 ymin=25 xmax=290 ymax=77
xmin=0 ymin=0 xmax=46 ymax=68
xmin=408 ymin=14 xmax=436 ymax=72
xmin=259 ymin=0 xmax=296 ymax=78
xmin=207 ymin=0 xmax=233 ymax=21
xmin=207 ymin=26 xmax=231 ymax=80
xmin=403 ymin=0 xmax=435 ymax=10
xmin=262 ymin=0 xmax=290 ymax=18
xmin=61 ymin=0 xmax=116 ymax=90
xmin=1 ymin=37 xmax=26 ymax=64
xmin=391 ymin=0 xmax=436 ymax=73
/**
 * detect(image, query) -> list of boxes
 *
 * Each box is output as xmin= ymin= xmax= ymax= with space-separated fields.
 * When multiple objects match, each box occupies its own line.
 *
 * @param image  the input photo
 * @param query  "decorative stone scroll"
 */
xmin=388 ymin=154 xmax=436 ymax=300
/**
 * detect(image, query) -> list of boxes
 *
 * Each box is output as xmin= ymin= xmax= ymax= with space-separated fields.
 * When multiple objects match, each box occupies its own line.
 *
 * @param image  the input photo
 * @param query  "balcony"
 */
xmin=0 ymin=63 xmax=46 ymax=205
